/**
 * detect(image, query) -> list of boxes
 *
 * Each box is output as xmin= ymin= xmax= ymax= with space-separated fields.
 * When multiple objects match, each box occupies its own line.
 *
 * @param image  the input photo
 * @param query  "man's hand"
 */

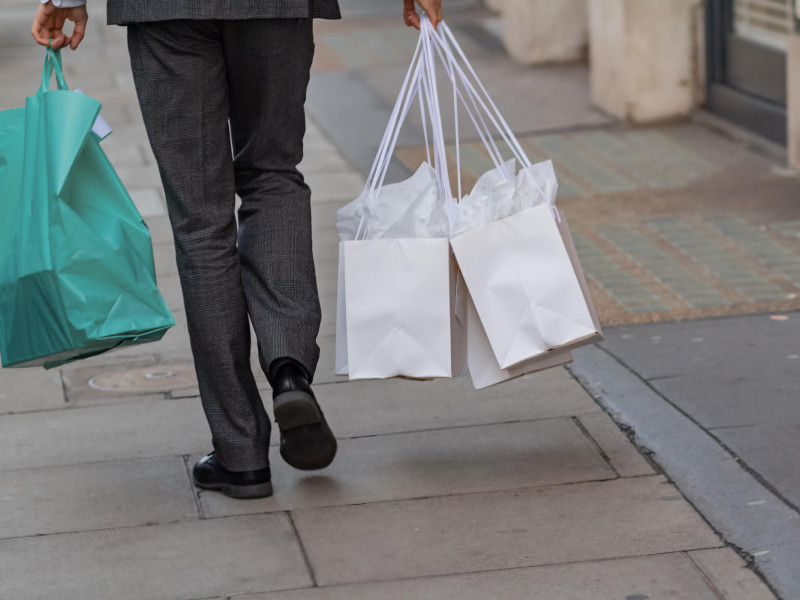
xmin=32 ymin=2 xmax=88 ymax=51
xmin=404 ymin=0 xmax=442 ymax=30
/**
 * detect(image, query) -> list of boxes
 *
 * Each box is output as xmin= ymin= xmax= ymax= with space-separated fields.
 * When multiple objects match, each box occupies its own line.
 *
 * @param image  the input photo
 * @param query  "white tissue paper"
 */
xmin=450 ymin=159 xmax=559 ymax=236
xmin=337 ymin=162 xmax=450 ymax=242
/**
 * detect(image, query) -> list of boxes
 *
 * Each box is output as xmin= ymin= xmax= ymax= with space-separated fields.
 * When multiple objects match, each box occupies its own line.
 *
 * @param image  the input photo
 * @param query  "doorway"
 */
xmin=707 ymin=0 xmax=793 ymax=143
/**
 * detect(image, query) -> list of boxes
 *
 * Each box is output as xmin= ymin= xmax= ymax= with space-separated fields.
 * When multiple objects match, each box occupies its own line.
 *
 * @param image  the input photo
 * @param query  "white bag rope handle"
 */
xmin=361 ymin=15 xmax=548 ymax=240
xmin=439 ymin=21 xmax=532 ymax=170
xmin=370 ymin=18 xmax=448 ymax=198
xmin=356 ymin=61 xmax=424 ymax=239
xmin=427 ymin=25 xmax=528 ymax=173
xmin=365 ymin=33 xmax=425 ymax=193
xmin=428 ymin=22 xmax=547 ymax=203
xmin=357 ymin=15 xmax=458 ymax=238
xmin=371 ymin=59 xmax=425 ymax=194
xmin=420 ymin=16 xmax=453 ymax=210
xmin=423 ymin=21 xmax=510 ymax=177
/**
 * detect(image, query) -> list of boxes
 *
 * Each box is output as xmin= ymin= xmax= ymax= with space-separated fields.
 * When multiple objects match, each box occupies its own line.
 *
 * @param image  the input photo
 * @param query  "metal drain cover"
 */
xmin=88 ymin=365 xmax=197 ymax=393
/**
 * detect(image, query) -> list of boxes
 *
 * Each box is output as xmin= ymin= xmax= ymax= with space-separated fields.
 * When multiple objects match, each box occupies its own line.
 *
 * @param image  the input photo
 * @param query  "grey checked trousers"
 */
xmin=127 ymin=19 xmax=322 ymax=471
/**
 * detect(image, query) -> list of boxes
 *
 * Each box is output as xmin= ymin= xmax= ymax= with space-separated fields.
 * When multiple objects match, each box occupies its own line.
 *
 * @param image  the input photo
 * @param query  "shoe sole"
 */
xmin=274 ymin=390 xmax=337 ymax=471
xmin=274 ymin=390 xmax=322 ymax=430
xmin=193 ymin=479 xmax=274 ymax=499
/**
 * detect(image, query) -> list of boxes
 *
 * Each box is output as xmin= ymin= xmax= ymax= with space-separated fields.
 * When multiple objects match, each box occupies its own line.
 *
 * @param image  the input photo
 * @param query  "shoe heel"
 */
xmin=274 ymin=391 xmax=321 ymax=429
xmin=221 ymin=481 xmax=274 ymax=499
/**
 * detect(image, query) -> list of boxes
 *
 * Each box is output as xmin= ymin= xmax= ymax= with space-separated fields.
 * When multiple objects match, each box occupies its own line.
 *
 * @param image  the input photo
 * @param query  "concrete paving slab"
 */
xmin=311 ymin=198 xmax=349 ymax=232
xmin=166 ymin=365 xmax=601 ymax=440
xmin=299 ymin=149 xmax=352 ymax=174
xmin=147 ymin=216 xmax=176 ymax=245
xmin=292 ymin=476 xmax=722 ymax=586
xmin=0 ymin=456 xmax=197 ymax=539
xmin=577 ymin=412 xmax=656 ymax=477
xmin=306 ymin=170 xmax=365 ymax=203
xmin=129 ymin=187 xmax=167 ymax=217
xmin=0 ymin=514 xmax=312 ymax=600
xmin=313 ymin=367 xmax=602 ymax=439
xmin=198 ymin=418 xmax=614 ymax=517
xmin=102 ymin=140 xmax=148 ymax=168
xmin=115 ymin=164 xmax=164 ymax=192
xmin=0 ymin=367 xmax=65 ymax=414
xmin=0 ymin=397 xmax=210 ymax=470
xmin=307 ymin=70 xmax=419 ymax=181
xmin=318 ymin=308 xmax=336 ymax=337
xmin=237 ymin=553 xmax=743 ymax=600
xmin=312 ymin=240 xmax=340 ymax=271
xmin=314 ymin=335 xmax=339 ymax=384
xmin=689 ymin=548 xmax=777 ymax=600
xmin=156 ymin=273 xmax=185 ymax=312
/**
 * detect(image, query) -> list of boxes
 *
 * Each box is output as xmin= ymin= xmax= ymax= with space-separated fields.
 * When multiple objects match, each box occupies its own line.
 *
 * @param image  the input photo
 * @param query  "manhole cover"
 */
xmin=88 ymin=365 xmax=197 ymax=393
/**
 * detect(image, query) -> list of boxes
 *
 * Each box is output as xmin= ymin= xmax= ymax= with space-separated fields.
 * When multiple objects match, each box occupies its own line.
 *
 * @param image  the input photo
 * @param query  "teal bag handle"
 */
xmin=39 ymin=45 xmax=69 ymax=94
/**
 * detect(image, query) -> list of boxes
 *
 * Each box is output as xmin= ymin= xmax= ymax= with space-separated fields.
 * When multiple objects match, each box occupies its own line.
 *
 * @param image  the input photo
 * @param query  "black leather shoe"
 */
xmin=192 ymin=452 xmax=273 ymax=499
xmin=271 ymin=360 xmax=337 ymax=471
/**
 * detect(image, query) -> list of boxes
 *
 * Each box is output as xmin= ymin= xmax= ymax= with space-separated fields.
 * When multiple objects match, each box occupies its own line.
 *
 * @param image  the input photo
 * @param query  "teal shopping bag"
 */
xmin=0 ymin=48 xmax=174 ymax=369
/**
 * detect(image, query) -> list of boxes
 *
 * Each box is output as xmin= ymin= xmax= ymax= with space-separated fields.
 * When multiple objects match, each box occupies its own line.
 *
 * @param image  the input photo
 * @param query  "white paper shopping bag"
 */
xmin=451 ymin=204 xmax=601 ymax=370
xmin=335 ymin=242 xmax=349 ymax=376
xmin=450 ymin=254 xmax=469 ymax=379
xmin=465 ymin=292 xmax=572 ymax=390
xmin=343 ymin=238 xmax=453 ymax=380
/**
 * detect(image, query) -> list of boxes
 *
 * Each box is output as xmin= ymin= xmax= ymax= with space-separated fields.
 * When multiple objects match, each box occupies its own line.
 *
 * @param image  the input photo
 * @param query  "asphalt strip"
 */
xmin=568 ymin=345 xmax=800 ymax=600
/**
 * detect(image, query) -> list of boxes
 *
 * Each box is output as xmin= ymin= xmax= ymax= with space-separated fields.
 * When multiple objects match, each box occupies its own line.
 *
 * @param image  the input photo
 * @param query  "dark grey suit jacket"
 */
xmin=107 ymin=0 xmax=341 ymax=25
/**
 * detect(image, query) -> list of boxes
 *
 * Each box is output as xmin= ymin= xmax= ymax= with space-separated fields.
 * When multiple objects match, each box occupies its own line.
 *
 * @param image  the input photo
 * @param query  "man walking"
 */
xmin=31 ymin=0 xmax=442 ymax=499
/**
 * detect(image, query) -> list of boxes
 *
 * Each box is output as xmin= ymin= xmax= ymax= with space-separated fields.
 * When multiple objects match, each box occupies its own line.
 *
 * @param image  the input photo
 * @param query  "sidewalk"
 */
xmin=0 ymin=1 xmax=789 ymax=599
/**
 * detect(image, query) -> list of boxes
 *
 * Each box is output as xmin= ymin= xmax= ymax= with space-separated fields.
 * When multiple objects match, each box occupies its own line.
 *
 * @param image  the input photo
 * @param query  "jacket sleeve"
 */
xmin=40 ymin=0 xmax=87 ymax=7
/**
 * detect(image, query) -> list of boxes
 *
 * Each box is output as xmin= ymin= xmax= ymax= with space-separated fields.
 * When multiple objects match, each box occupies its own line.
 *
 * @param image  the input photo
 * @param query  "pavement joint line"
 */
xmin=288 ymin=511 xmax=318 ymax=588
xmin=57 ymin=369 xmax=69 ymax=405
xmin=228 ymin=546 xmax=728 ymax=595
xmin=209 ymin=476 xmax=680 ymax=518
xmin=570 ymin=416 xmax=620 ymax=478
xmin=0 ymin=452 xmax=202 ymax=477
xmin=0 ymin=394 xmax=174 ymax=418
xmin=569 ymin=344 xmax=800 ymax=599
xmin=270 ymin=475 xmax=648 ymax=517
xmin=0 ymin=514 xmax=193 ymax=544
xmin=182 ymin=454 xmax=206 ymax=520
xmin=686 ymin=550 xmax=738 ymax=600
xmin=0 ymin=475 xmax=641 ymax=545
xmin=0 ymin=415 xmax=603 ymax=475
xmin=564 ymin=367 xmax=664 ymax=477
xmin=315 ymin=414 xmax=608 ymax=442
